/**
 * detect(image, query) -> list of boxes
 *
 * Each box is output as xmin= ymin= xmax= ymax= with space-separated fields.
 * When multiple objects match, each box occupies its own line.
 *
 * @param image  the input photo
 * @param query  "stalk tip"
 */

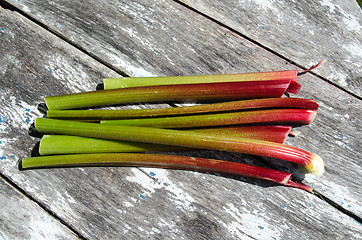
xmin=17 ymin=159 xmax=24 ymax=171
xmin=31 ymin=142 xmax=41 ymax=157
xmin=96 ymin=83 xmax=104 ymax=90
xmin=28 ymin=122 xmax=44 ymax=138
xmin=289 ymin=129 xmax=301 ymax=137
xmin=309 ymin=110 xmax=318 ymax=124
xmin=305 ymin=153 xmax=325 ymax=176
xmin=37 ymin=103 xmax=48 ymax=114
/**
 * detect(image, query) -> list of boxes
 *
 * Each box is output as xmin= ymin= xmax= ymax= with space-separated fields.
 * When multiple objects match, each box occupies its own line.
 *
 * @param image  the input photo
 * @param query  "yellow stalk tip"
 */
xmin=305 ymin=153 xmax=325 ymax=176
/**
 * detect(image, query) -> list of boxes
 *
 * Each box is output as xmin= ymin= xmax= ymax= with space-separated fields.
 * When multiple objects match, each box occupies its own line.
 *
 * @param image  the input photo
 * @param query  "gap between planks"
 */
xmin=1 ymin=0 xmax=361 ymax=225
xmin=0 ymin=0 xmax=128 ymax=78
xmin=172 ymin=0 xmax=362 ymax=101
xmin=0 ymin=171 xmax=88 ymax=240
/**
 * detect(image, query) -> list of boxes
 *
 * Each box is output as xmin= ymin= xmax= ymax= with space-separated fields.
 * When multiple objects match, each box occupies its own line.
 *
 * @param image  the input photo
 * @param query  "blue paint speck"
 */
xmin=258 ymin=226 xmax=264 ymax=230
xmin=261 ymin=25 xmax=267 ymax=30
xmin=149 ymin=171 xmax=156 ymax=176
xmin=0 ymin=156 xmax=7 ymax=160
xmin=308 ymin=203 xmax=312 ymax=207
xmin=346 ymin=100 xmax=356 ymax=104
xmin=343 ymin=144 xmax=353 ymax=152
xmin=0 ymin=116 xmax=9 ymax=123
xmin=337 ymin=133 xmax=344 ymax=139
xmin=48 ymin=67 xmax=53 ymax=73
xmin=24 ymin=116 xmax=31 ymax=124
xmin=0 ymin=28 xmax=4 ymax=32
xmin=139 ymin=194 xmax=146 ymax=199
xmin=10 ymin=154 xmax=15 ymax=158
xmin=280 ymin=204 xmax=286 ymax=209
xmin=24 ymin=108 xmax=31 ymax=112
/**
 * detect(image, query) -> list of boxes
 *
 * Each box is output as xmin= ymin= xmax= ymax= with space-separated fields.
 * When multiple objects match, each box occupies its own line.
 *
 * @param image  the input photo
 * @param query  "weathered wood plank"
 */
xmin=272 ymin=72 xmax=362 ymax=216
xmin=3 ymin=0 xmax=361 ymax=216
xmin=1 ymin=4 xmax=361 ymax=240
xmin=179 ymin=0 xmax=362 ymax=97
xmin=0 ymin=177 xmax=79 ymax=239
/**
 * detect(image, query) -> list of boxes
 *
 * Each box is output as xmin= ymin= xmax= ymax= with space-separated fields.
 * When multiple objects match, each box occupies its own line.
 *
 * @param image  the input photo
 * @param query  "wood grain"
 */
xmin=179 ymin=0 xmax=362 ymax=97
xmin=0 ymin=2 xmax=361 ymax=240
xmin=0 ymin=177 xmax=79 ymax=239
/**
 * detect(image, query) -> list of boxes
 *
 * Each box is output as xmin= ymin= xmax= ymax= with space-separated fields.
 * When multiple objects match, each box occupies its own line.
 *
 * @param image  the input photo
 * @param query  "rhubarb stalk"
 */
xmin=38 ymin=126 xmax=291 ymax=155
xmin=46 ymin=98 xmax=319 ymax=120
xmin=34 ymin=118 xmax=325 ymax=176
xmin=102 ymin=61 xmax=324 ymax=90
xmin=20 ymin=153 xmax=313 ymax=192
xmin=103 ymin=70 xmax=299 ymax=89
xmin=44 ymin=80 xmax=295 ymax=110
xmin=101 ymin=109 xmax=317 ymax=128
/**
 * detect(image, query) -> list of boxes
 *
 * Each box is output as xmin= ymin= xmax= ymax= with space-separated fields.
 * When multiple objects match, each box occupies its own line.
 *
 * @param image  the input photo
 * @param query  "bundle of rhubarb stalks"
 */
xmin=21 ymin=62 xmax=325 ymax=192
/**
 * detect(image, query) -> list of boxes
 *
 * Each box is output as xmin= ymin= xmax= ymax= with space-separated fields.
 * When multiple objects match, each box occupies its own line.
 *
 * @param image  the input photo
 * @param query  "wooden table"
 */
xmin=1 ymin=0 xmax=361 ymax=239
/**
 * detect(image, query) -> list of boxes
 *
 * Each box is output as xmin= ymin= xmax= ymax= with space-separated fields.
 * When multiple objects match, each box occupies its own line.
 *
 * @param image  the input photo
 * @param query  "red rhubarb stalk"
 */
xmin=44 ymin=80 xmax=293 ymax=110
xmin=20 ymin=153 xmax=313 ymax=192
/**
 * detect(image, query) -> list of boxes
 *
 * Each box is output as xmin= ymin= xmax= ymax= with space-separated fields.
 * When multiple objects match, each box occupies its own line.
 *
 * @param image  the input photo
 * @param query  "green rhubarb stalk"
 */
xmin=38 ymin=135 xmax=182 ymax=154
xmin=102 ymin=61 xmax=324 ymax=90
xmin=101 ymin=109 xmax=317 ymax=128
xmin=38 ymin=126 xmax=292 ymax=155
xmin=44 ymin=79 xmax=294 ymax=110
xmin=20 ymin=153 xmax=313 ymax=192
xmin=34 ymin=118 xmax=325 ymax=176
xmin=103 ymin=70 xmax=299 ymax=89
xmin=46 ymin=98 xmax=319 ymax=120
